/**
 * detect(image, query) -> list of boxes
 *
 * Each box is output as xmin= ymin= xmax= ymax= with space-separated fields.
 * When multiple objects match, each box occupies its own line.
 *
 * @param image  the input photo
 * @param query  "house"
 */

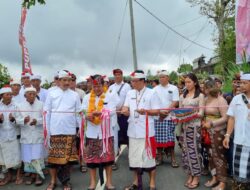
xmin=193 ymin=55 xmax=219 ymax=74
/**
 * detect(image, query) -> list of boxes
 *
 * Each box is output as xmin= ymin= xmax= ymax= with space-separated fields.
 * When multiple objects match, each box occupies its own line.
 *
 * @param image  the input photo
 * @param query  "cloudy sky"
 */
xmin=0 ymin=0 xmax=215 ymax=82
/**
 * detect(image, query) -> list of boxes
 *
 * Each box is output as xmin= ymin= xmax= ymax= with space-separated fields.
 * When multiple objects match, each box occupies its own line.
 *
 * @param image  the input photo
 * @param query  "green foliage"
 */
xmin=22 ymin=0 xmax=46 ymax=9
xmin=169 ymin=71 xmax=178 ymax=83
xmin=0 ymin=64 xmax=11 ymax=88
xmin=41 ymin=80 xmax=51 ymax=89
xmin=177 ymin=64 xmax=193 ymax=74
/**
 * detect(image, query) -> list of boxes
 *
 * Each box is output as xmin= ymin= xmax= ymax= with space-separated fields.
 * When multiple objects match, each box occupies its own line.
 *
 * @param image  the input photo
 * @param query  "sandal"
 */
xmin=105 ymin=185 xmax=116 ymax=190
xmin=112 ymin=163 xmax=118 ymax=171
xmin=46 ymin=183 xmax=57 ymax=190
xmin=25 ymin=177 xmax=35 ymax=185
xmin=0 ymin=176 xmax=12 ymax=186
xmin=124 ymin=184 xmax=138 ymax=190
xmin=15 ymin=177 xmax=23 ymax=185
xmin=171 ymin=161 xmax=179 ymax=168
xmin=149 ymin=187 xmax=157 ymax=190
xmin=188 ymin=182 xmax=200 ymax=189
xmin=204 ymin=180 xmax=218 ymax=188
xmin=35 ymin=176 xmax=43 ymax=186
xmin=63 ymin=182 xmax=72 ymax=190
xmin=80 ymin=165 xmax=88 ymax=173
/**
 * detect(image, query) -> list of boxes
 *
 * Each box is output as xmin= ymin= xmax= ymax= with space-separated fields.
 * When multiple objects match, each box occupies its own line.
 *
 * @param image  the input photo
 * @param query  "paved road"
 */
xmin=0 ymin=146 xmax=231 ymax=190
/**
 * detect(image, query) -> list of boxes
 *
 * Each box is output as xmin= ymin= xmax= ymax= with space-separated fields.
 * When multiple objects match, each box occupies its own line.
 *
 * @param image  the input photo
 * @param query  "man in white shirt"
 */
xmin=44 ymin=70 xmax=81 ymax=190
xmin=19 ymin=72 xmax=32 ymax=97
xmin=70 ymin=73 xmax=86 ymax=102
xmin=108 ymin=69 xmax=131 ymax=170
xmin=17 ymin=87 xmax=44 ymax=185
xmin=82 ymin=74 xmax=120 ymax=190
xmin=153 ymin=70 xmax=179 ymax=167
xmin=10 ymin=79 xmax=24 ymax=104
xmin=223 ymin=73 xmax=250 ymax=189
xmin=31 ymin=75 xmax=48 ymax=103
xmin=121 ymin=70 xmax=161 ymax=190
xmin=0 ymin=86 xmax=22 ymax=186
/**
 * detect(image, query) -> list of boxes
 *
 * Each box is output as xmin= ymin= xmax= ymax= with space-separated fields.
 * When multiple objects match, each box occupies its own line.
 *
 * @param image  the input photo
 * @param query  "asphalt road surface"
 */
xmin=0 ymin=146 xmax=232 ymax=190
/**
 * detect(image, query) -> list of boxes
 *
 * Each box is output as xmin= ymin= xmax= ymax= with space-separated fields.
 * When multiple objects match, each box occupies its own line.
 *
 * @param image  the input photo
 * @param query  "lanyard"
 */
xmin=136 ymin=88 xmax=146 ymax=109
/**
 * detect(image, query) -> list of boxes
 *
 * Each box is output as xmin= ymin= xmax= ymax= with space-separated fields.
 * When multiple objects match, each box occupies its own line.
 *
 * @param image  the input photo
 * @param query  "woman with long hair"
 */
xmin=180 ymin=73 xmax=205 ymax=189
xmin=203 ymin=80 xmax=228 ymax=190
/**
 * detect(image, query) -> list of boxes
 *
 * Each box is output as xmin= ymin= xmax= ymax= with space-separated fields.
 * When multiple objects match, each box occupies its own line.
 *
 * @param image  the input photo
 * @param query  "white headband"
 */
xmin=158 ymin=70 xmax=169 ymax=76
xmin=130 ymin=72 xmax=146 ymax=79
xmin=0 ymin=87 xmax=12 ymax=95
xmin=31 ymin=75 xmax=42 ymax=81
xmin=58 ymin=70 xmax=72 ymax=79
xmin=240 ymin=73 xmax=250 ymax=81
xmin=24 ymin=87 xmax=37 ymax=93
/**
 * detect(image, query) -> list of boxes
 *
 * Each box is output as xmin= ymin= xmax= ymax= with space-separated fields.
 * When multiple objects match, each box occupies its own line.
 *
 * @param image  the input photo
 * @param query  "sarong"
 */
xmin=21 ymin=143 xmax=45 ymax=178
xmin=48 ymin=135 xmax=78 ymax=165
xmin=208 ymin=129 xmax=228 ymax=182
xmin=233 ymin=144 xmax=250 ymax=183
xmin=84 ymin=137 xmax=115 ymax=168
xmin=154 ymin=119 xmax=175 ymax=148
xmin=129 ymin=138 xmax=156 ymax=171
xmin=181 ymin=118 xmax=202 ymax=176
xmin=0 ymin=139 xmax=21 ymax=171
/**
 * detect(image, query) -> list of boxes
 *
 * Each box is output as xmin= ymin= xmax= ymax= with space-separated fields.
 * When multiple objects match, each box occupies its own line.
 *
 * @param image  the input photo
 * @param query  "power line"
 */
xmin=173 ymin=16 xmax=203 ymax=28
xmin=153 ymin=29 xmax=169 ymax=64
xmin=184 ymin=19 xmax=209 ymax=51
xmin=112 ymin=0 xmax=128 ymax=68
xmin=152 ymin=17 xmax=203 ymax=65
xmin=134 ymin=0 xmax=213 ymax=51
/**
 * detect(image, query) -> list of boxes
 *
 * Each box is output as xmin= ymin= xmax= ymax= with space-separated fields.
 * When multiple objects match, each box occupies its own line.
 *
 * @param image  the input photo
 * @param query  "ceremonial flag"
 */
xmin=19 ymin=7 xmax=32 ymax=74
xmin=236 ymin=0 xmax=250 ymax=64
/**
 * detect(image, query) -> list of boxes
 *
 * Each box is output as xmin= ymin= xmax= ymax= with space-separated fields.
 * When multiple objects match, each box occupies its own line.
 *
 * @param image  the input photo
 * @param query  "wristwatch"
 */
xmin=224 ymin=133 xmax=230 ymax=138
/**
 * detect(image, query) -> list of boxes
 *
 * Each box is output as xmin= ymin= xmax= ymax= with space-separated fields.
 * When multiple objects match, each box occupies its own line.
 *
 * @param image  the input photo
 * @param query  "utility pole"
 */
xmin=129 ymin=0 xmax=138 ymax=70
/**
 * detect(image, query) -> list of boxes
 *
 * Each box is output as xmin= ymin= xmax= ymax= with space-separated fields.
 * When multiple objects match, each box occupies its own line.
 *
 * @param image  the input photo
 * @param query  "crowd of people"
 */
xmin=0 ymin=68 xmax=249 ymax=190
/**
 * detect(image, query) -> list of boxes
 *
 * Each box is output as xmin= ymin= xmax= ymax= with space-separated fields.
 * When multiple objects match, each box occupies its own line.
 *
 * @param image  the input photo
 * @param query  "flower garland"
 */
xmin=88 ymin=89 xmax=106 ymax=125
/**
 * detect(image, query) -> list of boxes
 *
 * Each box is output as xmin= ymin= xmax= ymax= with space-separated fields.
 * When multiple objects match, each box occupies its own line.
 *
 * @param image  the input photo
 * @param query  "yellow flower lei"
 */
xmin=88 ymin=89 xmax=107 ymax=125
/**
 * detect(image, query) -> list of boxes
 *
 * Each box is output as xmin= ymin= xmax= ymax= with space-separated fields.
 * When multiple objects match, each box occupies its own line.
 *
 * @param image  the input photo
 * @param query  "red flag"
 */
xmin=19 ymin=7 xmax=32 ymax=74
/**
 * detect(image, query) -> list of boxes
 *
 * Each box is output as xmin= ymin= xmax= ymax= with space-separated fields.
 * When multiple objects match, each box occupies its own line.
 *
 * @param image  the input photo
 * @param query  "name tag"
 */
xmin=104 ymin=102 xmax=108 ymax=105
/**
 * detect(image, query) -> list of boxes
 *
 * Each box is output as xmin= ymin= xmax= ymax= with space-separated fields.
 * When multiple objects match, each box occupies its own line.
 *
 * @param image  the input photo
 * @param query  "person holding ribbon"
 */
xmin=223 ymin=73 xmax=250 ymax=190
xmin=121 ymin=70 xmax=161 ymax=190
xmin=153 ymin=70 xmax=179 ymax=167
xmin=82 ymin=74 xmax=120 ymax=190
xmin=16 ymin=87 xmax=45 ymax=186
xmin=44 ymin=70 xmax=81 ymax=190
xmin=202 ymin=80 xmax=228 ymax=190
xmin=179 ymin=73 xmax=205 ymax=189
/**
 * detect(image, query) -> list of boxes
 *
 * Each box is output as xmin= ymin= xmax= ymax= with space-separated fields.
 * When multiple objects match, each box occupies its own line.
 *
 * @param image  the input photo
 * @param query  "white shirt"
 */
xmin=82 ymin=90 xmax=120 ymax=139
xmin=19 ymin=85 xmax=33 ymax=98
xmin=16 ymin=99 xmax=44 ymax=144
xmin=37 ymin=88 xmax=48 ymax=103
xmin=227 ymin=94 xmax=250 ymax=147
xmin=154 ymin=84 xmax=179 ymax=120
xmin=48 ymin=86 xmax=59 ymax=93
xmin=0 ymin=101 xmax=18 ymax=143
xmin=44 ymin=88 xmax=81 ymax=135
xmin=75 ymin=88 xmax=86 ymax=102
xmin=124 ymin=87 xmax=161 ymax=138
xmin=108 ymin=82 xmax=131 ymax=109
xmin=12 ymin=94 xmax=25 ymax=106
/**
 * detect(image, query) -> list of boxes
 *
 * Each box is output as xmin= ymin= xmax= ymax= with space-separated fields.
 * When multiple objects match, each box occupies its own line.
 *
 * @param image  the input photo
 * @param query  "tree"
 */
xmin=169 ymin=71 xmax=178 ymax=83
xmin=0 ymin=64 xmax=11 ymax=88
xmin=22 ymin=0 xmax=45 ymax=9
xmin=177 ymin=64 xmax=193 ymax=74
xmin=186 ymin=0 xmax=235 ymax=48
